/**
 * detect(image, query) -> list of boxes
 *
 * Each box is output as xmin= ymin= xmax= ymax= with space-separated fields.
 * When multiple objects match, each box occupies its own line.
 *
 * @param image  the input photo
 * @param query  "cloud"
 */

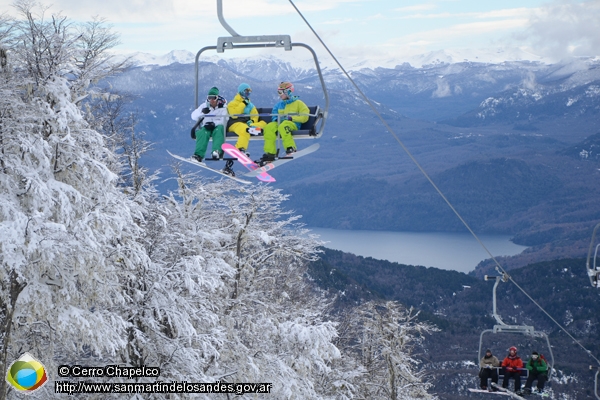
xmin=394 ymin=4 xmax=436 ymax=13
xmin=432 ymin=79 xmax=452 ymax=98
xmin=322 ymin=18 xmax=355 ymax=25
xmin=0 ymin=0 xmax=359 ymax=53
xmin=390 ymin=19 xmax=529 ymax=50
xmin=0 ymin=0 xmax=199 ymax=22
xmin=520 ymin=0 xmax=600 ymax=60
xmin=0 ymin=0 xmax=310 ymax=23
xmin=366 ymin=13 xmax=386 ymax=21
xmin=397 ymin=8 xmax=534 ymax=20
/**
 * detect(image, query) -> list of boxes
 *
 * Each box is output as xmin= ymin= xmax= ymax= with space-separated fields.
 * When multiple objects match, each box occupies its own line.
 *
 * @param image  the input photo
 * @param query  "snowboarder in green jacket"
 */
xmin=523 ymin=351 xmax=548 ymax=395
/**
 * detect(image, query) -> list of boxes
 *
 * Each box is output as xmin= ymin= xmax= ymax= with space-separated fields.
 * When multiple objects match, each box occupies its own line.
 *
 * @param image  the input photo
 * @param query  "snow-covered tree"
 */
xmin=110 ymin=187 xmax=228 ymax=394
xmin=155 ymin=173 xmax=340 ymax=398
xmin=84 ymin=90 xmax=149 ymax=188
xmin=323 ymin=301 xmax=439 ymax=400
xmin=0 ymin=3 xmax=138 ymax=397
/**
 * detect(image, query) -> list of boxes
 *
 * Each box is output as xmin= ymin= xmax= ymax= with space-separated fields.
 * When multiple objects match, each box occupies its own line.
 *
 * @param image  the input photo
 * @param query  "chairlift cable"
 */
xmin=504 ymin=276 xmax=600 ymax=366
xmin=287 ymin=0 xmax=600 ymax=368
xmin=287 ymin=0 xmax=500 ymax=268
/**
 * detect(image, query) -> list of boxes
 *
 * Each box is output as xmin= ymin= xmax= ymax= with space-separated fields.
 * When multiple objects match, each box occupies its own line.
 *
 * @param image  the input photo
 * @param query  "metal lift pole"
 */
xmin=594 ymin=367 xmax=600 ymax=400
xmin=586 ymin=222 xmax=600 ymax=288
xmin=217 ymin=0 xmax=240 ymax=37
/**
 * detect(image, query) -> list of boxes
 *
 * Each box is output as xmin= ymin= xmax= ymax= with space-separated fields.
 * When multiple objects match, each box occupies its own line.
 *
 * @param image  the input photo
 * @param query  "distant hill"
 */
xmin=287 ymin=156 xmax=564 ymax=233
xmin=559 ymin=131 xmax=600 ymax=161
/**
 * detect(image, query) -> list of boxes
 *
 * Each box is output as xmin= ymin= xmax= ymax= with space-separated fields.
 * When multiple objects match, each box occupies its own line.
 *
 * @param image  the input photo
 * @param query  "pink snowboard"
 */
xmin=221 ymin=143 xmax=275 ymax=183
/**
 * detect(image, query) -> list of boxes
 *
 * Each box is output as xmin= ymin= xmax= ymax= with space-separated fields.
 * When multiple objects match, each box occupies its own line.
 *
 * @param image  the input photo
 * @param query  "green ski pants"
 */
xmin=194 ymin=125 xmax=225 ymax=157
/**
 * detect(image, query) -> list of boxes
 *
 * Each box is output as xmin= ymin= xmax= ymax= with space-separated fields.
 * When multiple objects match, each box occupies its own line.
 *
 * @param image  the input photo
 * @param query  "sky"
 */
xmin=2 ymin=0 xmax=599 ymax=66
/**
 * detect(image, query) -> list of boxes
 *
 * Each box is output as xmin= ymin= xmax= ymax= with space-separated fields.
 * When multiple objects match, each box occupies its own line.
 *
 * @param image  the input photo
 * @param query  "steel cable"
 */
xmin=287 ymin=0 xmax=600 ymax=367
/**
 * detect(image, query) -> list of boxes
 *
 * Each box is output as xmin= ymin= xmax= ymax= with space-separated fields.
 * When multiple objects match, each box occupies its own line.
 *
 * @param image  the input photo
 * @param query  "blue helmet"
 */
xmin=238 ymin=83 xmax=251 ymax=98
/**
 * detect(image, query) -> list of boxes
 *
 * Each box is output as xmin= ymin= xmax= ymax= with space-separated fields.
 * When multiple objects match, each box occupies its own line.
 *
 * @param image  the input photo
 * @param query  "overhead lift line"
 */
xmin=287 ymin=0 xmax=600 ymax=367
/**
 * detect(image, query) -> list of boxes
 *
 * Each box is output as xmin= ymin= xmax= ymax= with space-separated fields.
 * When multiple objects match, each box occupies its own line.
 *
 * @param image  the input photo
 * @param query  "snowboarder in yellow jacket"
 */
xmin=227 ymin=83 xmax=266 ymax=157
xmin=257 ymin=82 xmax=309 ymax=164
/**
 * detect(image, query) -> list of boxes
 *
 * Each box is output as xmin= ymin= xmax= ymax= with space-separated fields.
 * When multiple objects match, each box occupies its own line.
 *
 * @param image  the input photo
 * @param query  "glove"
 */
xmin=204 ymin=121 xmax=215 ymax=131
xmin=201 ymin=107 xmax=210 ymax=114
xmin=247 ymin=120 xmax=253 ymax=127
xmin=287 ymin=116 xmax=293 ymax=121
xmin=486 ymin=365 xmax=492 ymax=369
xmin=247 ymin=126 xmax=261 ymax=136
xmin=190 ymin=127 xmax=196 ymax=139
xmin=243 ymin=102 xmax=254 ymax=114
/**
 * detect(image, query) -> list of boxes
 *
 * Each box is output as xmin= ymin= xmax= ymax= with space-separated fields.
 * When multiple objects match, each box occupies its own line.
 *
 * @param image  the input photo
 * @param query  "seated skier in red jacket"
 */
xmin=501 ymin=346 xmax=524 ymax=393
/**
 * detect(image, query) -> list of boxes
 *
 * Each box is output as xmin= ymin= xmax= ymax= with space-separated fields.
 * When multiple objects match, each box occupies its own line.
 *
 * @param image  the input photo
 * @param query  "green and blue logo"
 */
xmin=5 ymin=353 xmax=48 ymax=394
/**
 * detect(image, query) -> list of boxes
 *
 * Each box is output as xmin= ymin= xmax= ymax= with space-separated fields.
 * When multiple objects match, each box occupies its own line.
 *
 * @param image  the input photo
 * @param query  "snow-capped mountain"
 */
xmin=109 ymin=52 xmax=600 ymax=138
xmin=399 ymin=47 xmax=548 ymax=68
xmin=447 ymin=57 xmax=600 ymax=126
xmin=116 ymin=50 xmax=600 ymax=123
xmin=215 ymin=55 xmax=320 ymax=82
xmin=116 ymin=49 xmax=197 ymax=66
xmin=119 ymin=46 xmax=551 ymax=71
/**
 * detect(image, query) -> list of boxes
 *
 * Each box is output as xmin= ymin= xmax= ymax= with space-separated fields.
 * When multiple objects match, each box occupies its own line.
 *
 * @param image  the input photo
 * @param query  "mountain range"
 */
xmin=103 ymin=52 xmax=600 ymax=275
xmin=120 ymin=47 xmax=555 ymax=69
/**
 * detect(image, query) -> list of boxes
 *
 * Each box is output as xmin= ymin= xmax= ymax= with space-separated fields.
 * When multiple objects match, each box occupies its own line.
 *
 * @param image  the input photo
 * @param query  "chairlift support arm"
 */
xmin=217 ymin=0 xmax=239 ymax=37
xmin=215 ymin=0 xmax=292 ymax=51
xmin=487 ymin=275 xmax=528 ymax=329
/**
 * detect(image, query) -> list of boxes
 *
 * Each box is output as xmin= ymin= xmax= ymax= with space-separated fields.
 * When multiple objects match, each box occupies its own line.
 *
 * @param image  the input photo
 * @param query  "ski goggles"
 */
xmin=207 ymin=95 xmax=218 ymax=100
xmin=241 ymin=88 xmax=252 ymax=96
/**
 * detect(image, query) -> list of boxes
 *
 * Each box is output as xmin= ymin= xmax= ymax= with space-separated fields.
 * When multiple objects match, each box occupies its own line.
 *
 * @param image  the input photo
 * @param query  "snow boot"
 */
xmin=222 ymin=160 xmax=235 ymax=176
xmin=238 ymin=147 xmax=250 ymax=158
xmin=256 ymin=153 xmax=276 ymax=166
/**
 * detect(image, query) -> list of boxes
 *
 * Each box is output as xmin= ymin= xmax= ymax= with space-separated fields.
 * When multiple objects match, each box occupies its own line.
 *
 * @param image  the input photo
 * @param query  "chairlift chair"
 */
xmin=194 ymin=0 xmax=329 ymax=141
xmin=586 ymin=222 xmax=600 ymax=288
xmin=478 ymin=275 xmax=554 ymax=381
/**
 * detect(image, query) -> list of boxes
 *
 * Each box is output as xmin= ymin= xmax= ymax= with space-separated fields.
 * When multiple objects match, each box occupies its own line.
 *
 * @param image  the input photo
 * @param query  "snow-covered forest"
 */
xmin=0 ymin=2 xmax=437 ymax=398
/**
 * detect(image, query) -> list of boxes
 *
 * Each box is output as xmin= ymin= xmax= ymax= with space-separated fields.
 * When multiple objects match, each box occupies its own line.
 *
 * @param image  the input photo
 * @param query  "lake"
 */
xmin=308 ymin=228 xmax=527 ymax=274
